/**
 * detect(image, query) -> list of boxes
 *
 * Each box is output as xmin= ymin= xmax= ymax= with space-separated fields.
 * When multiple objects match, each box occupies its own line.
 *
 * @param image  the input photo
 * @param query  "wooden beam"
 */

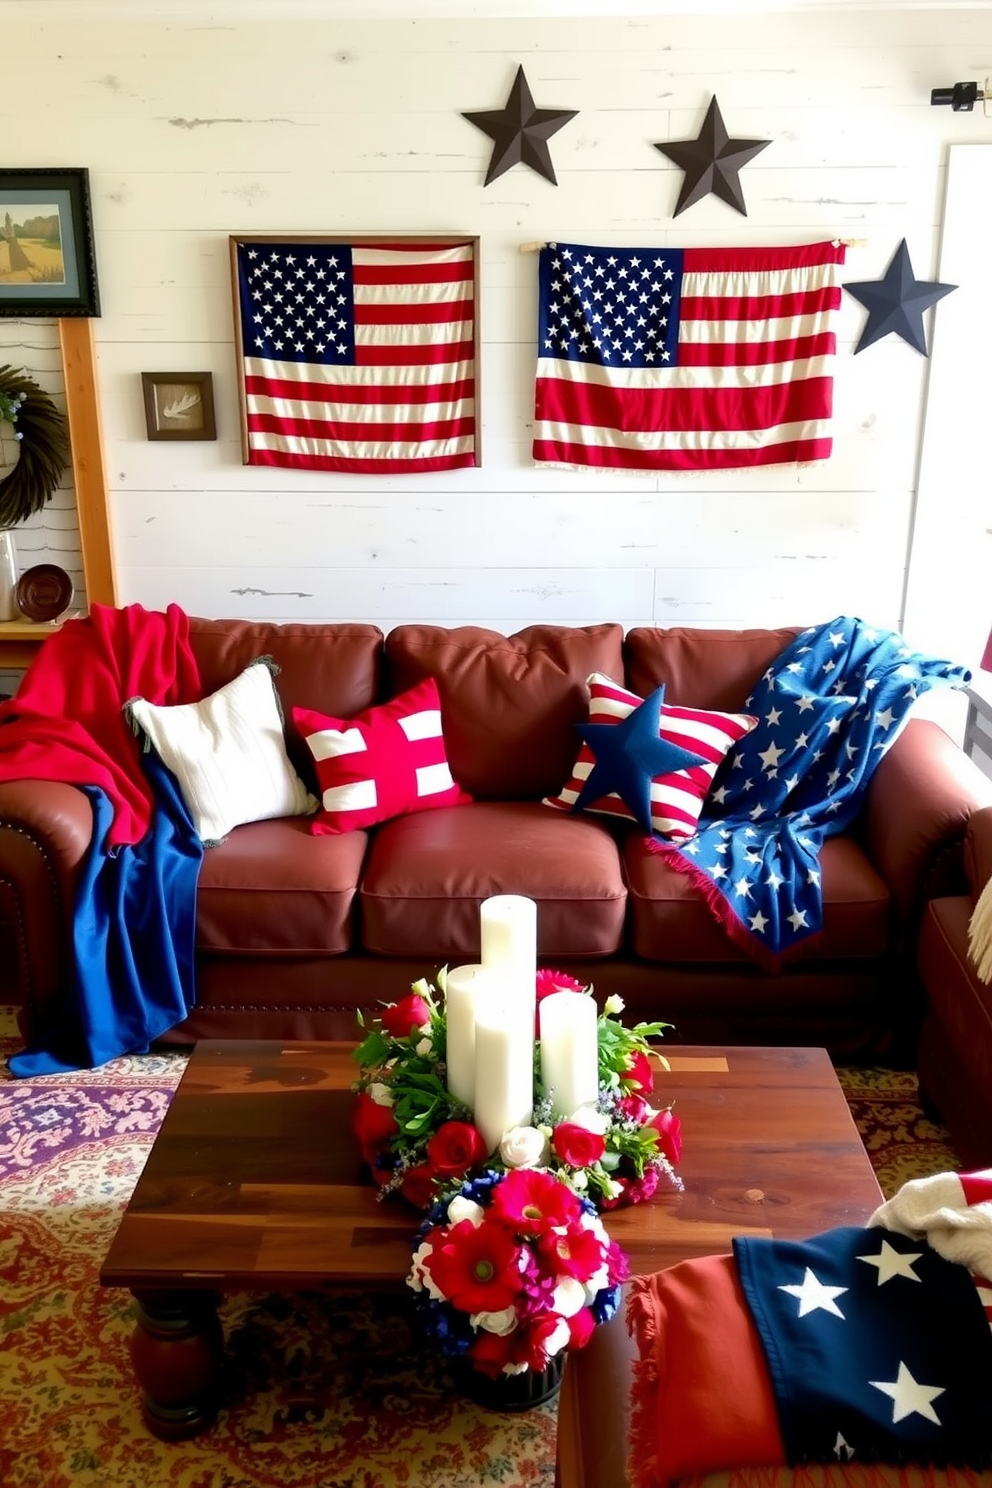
xmin=58 ymin=317 xmax=117 ymax=608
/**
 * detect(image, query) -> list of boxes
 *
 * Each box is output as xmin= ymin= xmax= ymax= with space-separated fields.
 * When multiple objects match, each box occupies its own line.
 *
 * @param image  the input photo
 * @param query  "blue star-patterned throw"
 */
xmin=656 ymin=617 xmax=969 ymax=961
xmin=573 ymin=684 xmax=707 ymax=835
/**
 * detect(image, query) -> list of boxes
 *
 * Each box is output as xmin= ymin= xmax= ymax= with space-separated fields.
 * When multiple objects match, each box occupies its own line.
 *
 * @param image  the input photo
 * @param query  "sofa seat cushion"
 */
xmin=623 ymin=833 xmax=890 ymax=963
xmin=359 ymin=800 xmax=626 ymax=960
xmin=196 ymin=816 xmax=367 ymax=956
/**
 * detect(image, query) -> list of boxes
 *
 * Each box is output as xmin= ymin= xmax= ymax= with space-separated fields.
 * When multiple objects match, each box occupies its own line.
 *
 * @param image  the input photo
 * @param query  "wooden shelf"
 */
xmin=0 ymin=618 xmax=65 ymax=669
xmin=0 ymin=318 xmax=115 ymax=672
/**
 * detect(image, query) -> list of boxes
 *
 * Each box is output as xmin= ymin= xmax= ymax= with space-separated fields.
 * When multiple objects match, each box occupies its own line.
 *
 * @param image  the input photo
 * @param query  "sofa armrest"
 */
xmin=0 ymin=780 xmax=95 ymax=1029
xmin=862 ymin=717 xmax=992 ymax=936
xmin=963 ymin=803 xmax=992 ymax=904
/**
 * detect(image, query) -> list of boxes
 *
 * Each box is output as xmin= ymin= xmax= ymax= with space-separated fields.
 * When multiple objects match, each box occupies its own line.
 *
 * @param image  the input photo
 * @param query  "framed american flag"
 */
xmin=229 ymin=233 xmax=480 ymax=474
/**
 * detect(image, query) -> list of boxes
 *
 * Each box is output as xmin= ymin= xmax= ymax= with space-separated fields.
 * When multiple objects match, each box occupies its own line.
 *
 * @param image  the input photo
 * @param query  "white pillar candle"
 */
xmin=473 ymin=996 xmax=534 ymax=1155
xmin=539 ymin=991 xmax=599 ymax=1120
xmin=443 ymin=963 xmax=499 ymax=1110
xmin=480 ymin=894 xmax=537 ymax=1012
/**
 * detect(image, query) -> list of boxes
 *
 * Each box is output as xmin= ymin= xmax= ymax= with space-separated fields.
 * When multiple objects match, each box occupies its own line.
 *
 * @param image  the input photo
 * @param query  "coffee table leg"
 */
xmin=128 ymin=1289 xmax=224 ymax=1439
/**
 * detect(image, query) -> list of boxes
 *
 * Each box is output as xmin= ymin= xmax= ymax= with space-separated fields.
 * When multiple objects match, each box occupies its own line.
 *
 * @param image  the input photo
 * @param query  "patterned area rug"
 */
xmin=0 ymin=1006 xmax=962 ymax=1488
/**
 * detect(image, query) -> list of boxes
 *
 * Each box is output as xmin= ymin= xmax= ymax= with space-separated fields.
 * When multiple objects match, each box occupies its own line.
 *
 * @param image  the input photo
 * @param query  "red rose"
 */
xmin=617 ymin=1092 xmax=651 ymax=1123
xmin=470 ymin=1327 xmax=515 ymax=1379
xmin=567 ymin=1307 xmax=597 ymax=1351
xmin=381 ymin=992 xmax=431 ymax=1039
xmin=551 ymin=1122 xmax=606 ymax=1168
xmin=353 ymin=1091 xmax=398 ymax=1149
xmin=508 ymin=1313 xmax=564 ymax=1372
xmin=426 ymin=1120 xmax=488 ymax=1178
xmin=400 ymin=1162 xmax=436 ymax=1209
xmin=623 ymin=1050 xmax=654 ymax=1094
xmin=648 ymin=1107 xmax=682 ymax=1165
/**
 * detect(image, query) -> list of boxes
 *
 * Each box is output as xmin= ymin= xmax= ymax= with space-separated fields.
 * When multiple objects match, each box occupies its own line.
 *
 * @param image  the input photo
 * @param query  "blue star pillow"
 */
xmin=543 ymin=673 xmax=756 ymax=841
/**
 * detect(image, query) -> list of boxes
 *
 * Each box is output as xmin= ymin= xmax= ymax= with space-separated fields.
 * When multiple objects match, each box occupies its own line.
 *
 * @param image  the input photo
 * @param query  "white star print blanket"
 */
xmin=651 ymin=616 xmax=969 ymax=964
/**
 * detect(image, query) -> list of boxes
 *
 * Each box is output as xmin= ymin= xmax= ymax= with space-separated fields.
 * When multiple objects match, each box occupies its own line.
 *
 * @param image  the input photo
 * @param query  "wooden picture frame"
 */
xmin=0 ymin=168 xmax=100 ymax=318
xmin=229 ymin=232 xmax=481 ymax=473
xmin=141 ymin=371 xmax=217 ymax=442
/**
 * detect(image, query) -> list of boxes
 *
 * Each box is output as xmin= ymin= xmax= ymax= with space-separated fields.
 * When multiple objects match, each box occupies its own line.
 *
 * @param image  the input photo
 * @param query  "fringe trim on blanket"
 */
xmin=967 ymin=875 xmax=992 ymax=984
xmin=626 ymin=1276 xmax=663 ymax=1488
xmin=645 ymin=839 xmax=794 ymax=973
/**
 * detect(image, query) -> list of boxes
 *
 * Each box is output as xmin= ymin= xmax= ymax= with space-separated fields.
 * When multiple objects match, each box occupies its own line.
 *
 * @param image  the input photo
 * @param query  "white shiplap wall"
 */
xmin=2 ymin=7 xmax=991 ymax=698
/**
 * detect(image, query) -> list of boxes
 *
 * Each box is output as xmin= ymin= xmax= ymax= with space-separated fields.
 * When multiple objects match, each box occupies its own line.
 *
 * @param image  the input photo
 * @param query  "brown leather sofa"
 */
xmin=3 ymin=617 xmax=990 ymax=1059
xmin=917 ymin=803 xmax=992 ymax=1166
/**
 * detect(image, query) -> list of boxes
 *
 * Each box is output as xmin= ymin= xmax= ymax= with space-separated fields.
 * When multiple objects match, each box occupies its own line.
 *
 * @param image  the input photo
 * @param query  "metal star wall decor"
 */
xmin=842 ymin=239 xmax=957 ymax=355
xmin=654 ymin=95 xmax=770 ymax=217
xmin=462 ymin=65 xmax=578 ymax=187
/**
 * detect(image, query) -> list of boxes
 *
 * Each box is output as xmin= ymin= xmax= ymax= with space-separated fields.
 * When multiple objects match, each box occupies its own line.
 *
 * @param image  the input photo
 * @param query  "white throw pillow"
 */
xmin=125 ymin=658 xmax=316 ymax=843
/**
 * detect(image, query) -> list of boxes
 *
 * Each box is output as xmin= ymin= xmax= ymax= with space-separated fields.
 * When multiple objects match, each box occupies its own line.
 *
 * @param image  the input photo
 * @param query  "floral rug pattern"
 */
xmin=0 ymin=1006 xmax=962 ymax=1488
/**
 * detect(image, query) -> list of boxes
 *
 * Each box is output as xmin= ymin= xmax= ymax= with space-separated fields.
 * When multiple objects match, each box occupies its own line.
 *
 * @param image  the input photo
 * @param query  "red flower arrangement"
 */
xmin=352 ymin=971 xmax=683 ymax=1213
xmin=407 ymin=1166 xmax=628 ymax=1382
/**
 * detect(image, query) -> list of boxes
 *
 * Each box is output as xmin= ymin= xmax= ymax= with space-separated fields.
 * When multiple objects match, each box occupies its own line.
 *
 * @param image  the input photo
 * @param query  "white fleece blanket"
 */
xmin=871 ymin=1169 xmax=992 ymax=1292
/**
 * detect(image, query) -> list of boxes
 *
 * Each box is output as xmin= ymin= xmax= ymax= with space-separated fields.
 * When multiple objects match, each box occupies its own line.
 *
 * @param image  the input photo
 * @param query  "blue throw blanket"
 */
xmin=734 ymin=1225 xmax=992 ymax=1468
xmin=655 ymin=616 xmax=970 ymax=961
xmin=8 ymin=747 xmax=203 ymax=1077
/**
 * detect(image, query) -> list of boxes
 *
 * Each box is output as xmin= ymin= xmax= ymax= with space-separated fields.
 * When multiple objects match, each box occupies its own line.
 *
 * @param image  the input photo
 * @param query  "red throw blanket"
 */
xmin=0 ymin=602 xmax=201 ymax=845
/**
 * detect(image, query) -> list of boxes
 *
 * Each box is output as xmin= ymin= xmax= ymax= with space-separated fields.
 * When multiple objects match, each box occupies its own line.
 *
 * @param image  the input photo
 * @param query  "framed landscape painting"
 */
xmin=0 ymin=168 xmax=100 ymax=317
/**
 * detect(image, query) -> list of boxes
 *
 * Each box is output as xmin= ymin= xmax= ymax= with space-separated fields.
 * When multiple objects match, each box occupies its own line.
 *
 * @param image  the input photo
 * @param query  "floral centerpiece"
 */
xmin=352 ymin=968 xmax=683 ymax=1214
xmin=408 ymin=1165 xmax=627 ymax=1395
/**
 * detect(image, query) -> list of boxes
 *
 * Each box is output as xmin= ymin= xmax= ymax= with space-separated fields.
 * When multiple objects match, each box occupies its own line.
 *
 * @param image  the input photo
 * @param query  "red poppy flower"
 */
xmin=551 ymin=1122 xmax=606 ymax=1168
xmin=489 ymin=1167 xmax=581 ymax=1236
xmin=623 ymin=1049 xmax=654 ymax=1094
xmin=536 ymin=1221 xmax=605 ymax=1283
xmin=352 ymin=1091 xmax=398 ymax=1149
xmin=426 ymin=1121 xmax=488 ymax=1178
xmin=649 ymin=1107 xmax=683 ymax=1165
xmin=381 ymin=992 xmax=431 ymax=1039
xmin=424 ymin=1218 xmax=522 ymax=1314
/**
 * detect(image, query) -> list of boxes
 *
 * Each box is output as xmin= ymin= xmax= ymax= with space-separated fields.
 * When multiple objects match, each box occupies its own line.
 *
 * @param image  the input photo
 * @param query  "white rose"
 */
xmin=408 ymin=1241 xmax=445 ymax=1300
xmin=415 ymin=1036 xmax=433 ymax=1056
xmin=584 ymin=1263 xmax=610 ymax=1298
xmin=499 ymin=1125 xmax=549 ymax=1169
xmin=470 ymin=1305 xmax=518 ymax=1335
xmin=603 ymin=994 xmax=625 ymax=1016
xmin=570 ymin=1169 xmax=589 ymax=1190
xmin=567 ymin=1105 xmax=610 ymax=1135
xmin=545 ymin=1317 xmax=572 ymax=1358
xmin=446 ymin=1195 xmax=485 ymax=1227
xmin=368 ymin=1082 xmax=394 ymax=1107
xmin=551 ymin=1275 xmax=587 ymax=1318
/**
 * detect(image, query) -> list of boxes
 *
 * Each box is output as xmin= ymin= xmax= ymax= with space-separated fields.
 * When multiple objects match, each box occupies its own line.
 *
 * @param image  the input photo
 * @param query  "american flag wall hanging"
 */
xmin=230 ymin=235 xmax=480 ymax=474
xmin=533 ymin=238 xmax=845 ymax=472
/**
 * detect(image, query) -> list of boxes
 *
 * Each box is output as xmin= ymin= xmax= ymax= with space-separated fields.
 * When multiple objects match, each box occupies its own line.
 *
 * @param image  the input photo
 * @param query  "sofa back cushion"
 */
xmin=624 ymin=626 xmax=802 ymax=712
xmin=189 ymin=619 xmax=384 ymax=716
xmin=384 ymin=624 xmax=625 ymax=800
xmin=189 ymin=618 xmax=385 ymax=793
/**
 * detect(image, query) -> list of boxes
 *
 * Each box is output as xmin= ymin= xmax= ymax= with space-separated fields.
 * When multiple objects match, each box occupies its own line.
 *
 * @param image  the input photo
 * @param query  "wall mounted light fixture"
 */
xmin=931 ymin=80 xmax=989 ymax=113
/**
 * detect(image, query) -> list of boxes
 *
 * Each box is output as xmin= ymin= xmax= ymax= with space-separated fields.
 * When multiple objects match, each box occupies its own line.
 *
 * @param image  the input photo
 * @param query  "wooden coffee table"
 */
xmin=100 ymin=1040 xmax=882 ymax=1439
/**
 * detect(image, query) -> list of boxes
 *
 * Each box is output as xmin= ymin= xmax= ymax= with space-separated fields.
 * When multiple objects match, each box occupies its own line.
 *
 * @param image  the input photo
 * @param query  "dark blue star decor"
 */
xmin=843 ymin=239 xmax=957 ymax=355
xmin=654 ymin=96 xmax=771 ymax=217
xmin=462 ymin=65 xmax=578 ymax=187
xmin=573 ymin=685 xmax=707 ymax=835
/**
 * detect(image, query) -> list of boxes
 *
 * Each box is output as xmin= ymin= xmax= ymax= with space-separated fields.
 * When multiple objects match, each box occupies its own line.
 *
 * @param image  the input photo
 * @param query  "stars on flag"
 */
xmin=538 ymin=244 xmax=682 ymax=368
xmin=241 ymin=243 xmax=355 ymax=365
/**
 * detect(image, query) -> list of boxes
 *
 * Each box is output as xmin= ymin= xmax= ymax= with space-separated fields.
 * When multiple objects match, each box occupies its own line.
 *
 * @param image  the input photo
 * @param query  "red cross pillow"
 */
xmin=543 ymin=672 xmax=756 ymax=842
xmin=293 ymin=677 xmax=471 ymax=835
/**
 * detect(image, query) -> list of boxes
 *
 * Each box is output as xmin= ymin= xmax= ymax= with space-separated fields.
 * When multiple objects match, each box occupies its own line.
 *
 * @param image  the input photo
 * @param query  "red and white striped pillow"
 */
xmin=293 ymin=677 xmax=471 ymax=835
xmin=543 ymin=672 xmax=756 ymax=842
